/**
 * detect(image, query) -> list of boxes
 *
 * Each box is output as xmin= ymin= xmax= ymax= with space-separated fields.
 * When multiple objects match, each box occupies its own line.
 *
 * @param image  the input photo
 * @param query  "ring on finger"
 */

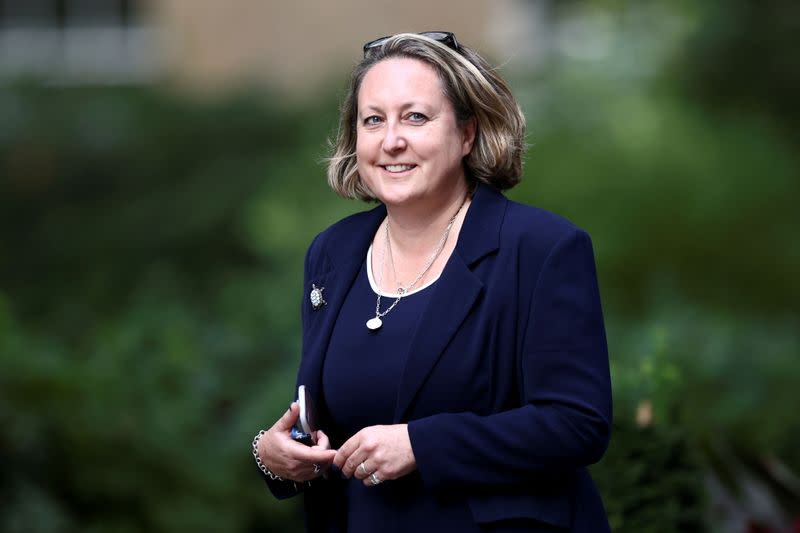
xmin=313 ymin=463 xmax=321 ymax=475
xmin=358 ymin=462 xmax=369 ymax=476
xmin=369 ymin=472 xmax=382 ymax=486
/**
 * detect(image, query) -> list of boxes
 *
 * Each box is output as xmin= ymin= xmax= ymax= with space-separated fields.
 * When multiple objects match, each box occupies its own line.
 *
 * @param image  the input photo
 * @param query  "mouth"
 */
xmin=381 ymin=164 xmax=417 ymax=173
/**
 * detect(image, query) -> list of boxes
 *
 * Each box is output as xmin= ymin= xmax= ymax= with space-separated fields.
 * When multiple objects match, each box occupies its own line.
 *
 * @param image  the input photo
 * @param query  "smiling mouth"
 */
xmin=382 ymin=164 xmax=416 ymax=173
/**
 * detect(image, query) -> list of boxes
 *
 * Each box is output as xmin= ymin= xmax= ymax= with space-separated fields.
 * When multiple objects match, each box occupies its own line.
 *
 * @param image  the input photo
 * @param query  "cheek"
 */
xmin=443 ymin=138 xmax=468 ymax=166
xmin=355 ymin=135 xmax=365 ymax=158
xmin=355 ymin=133 xmax=375 ymax=162
xmin=412 ymin=131 xmax=442 ymax=159
xmin=354 ymin=138 xmax=373 ymax=182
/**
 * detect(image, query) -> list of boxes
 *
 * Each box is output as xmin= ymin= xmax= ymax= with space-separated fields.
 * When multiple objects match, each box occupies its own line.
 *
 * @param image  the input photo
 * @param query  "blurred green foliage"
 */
xmin=0 ymin=86 xmax=342 ymax=532
xmin=1 ymin=1 xmax=799 ymax=531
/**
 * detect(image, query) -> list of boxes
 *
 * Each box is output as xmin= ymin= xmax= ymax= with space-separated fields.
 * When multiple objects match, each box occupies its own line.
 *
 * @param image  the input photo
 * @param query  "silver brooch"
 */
xmin=309 ymin=284 xmax=326 ymax=310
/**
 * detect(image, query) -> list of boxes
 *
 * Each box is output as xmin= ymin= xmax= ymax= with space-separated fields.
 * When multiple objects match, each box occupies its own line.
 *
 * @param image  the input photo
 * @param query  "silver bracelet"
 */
xmin=252 ymin=429 xmax=283 ymax=481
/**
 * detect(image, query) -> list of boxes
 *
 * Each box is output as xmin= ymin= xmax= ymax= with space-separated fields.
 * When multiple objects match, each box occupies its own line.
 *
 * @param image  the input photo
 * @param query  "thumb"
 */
xmin=272 ymin=402 xmax=299 ymax=432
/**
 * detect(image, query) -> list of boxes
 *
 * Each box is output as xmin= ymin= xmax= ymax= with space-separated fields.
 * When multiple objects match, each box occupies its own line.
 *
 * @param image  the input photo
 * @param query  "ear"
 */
xmin=461 ymin=116 xmax=477 ymax=157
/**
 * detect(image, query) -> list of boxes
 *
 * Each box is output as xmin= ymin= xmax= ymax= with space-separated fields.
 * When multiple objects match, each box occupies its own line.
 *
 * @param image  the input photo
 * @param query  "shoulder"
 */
xmin=500 ymin=196 xmax=591 ymax=256
xmin=305 ymin=204 xmax=385 ymax=270
xmin=491 ymin=197 xmax=602 ymax=318
xmin=311 ymin=204 xmax=384 ymax=251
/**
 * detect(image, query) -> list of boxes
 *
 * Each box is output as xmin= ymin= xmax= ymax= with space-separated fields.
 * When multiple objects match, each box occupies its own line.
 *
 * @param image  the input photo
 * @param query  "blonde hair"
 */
xmin=327 ymin=33 xmax=527 ymax=201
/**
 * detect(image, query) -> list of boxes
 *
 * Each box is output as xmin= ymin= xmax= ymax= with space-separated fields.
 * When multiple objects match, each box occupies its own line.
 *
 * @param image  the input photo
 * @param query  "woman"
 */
xmin=253 ymin=32 xmax=612 ymax=532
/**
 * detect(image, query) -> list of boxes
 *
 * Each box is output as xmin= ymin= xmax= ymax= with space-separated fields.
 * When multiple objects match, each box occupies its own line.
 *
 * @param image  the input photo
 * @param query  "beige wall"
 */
xmin=149 ymin=0 xmax=504 ymax=96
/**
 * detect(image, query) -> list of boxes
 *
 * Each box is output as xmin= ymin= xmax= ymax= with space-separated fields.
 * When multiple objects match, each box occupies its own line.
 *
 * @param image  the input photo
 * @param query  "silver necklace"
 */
xmin=366 ymin=196 xmax=467 ymax=331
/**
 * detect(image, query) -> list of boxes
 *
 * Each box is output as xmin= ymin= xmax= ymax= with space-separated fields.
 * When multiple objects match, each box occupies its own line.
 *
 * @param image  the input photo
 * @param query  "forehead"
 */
xmin=358 ymin=57 xmax=446 ymax=106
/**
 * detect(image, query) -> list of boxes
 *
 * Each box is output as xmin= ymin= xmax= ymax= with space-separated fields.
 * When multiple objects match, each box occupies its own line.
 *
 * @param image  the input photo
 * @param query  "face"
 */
xmin=355 ymin=57 xmax=475 ymax=208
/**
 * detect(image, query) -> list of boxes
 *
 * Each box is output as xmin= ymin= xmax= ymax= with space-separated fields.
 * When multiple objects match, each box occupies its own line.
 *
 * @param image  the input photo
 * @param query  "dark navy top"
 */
xmin=323 ymin=245 xmax=436 ymax=438
xmin=322 ymin=249 xmax=480 ymax=533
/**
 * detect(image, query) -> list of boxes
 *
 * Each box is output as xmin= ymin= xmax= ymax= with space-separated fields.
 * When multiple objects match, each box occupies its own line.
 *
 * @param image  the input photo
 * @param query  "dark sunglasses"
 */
xmin=362 ymin=31 xmax=460 ymax=56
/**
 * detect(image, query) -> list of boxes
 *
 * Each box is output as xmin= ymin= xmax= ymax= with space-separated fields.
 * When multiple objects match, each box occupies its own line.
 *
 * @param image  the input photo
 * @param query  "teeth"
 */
xmin=384 ymin=164 xmax=414 ymax=172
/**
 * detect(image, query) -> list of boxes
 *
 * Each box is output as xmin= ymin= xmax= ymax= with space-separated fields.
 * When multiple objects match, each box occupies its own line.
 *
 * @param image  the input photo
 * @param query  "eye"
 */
xmin=406 ymin=112 xmax=428 ymax=123
xmin=363 ymin=115 xmax=383 ymax=126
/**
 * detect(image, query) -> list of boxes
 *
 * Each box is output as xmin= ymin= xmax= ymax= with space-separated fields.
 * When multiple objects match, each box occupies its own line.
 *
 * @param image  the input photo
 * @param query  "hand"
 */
xmin=257 ymin=402 xmax=336 ymax=482
xmin=333 ymin=424 xmax=417 ymax=487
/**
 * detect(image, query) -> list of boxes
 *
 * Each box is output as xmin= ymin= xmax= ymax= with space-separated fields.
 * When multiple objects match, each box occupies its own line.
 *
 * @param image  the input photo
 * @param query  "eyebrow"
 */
xmin=359 ymin=102 xmax=434 ymax=115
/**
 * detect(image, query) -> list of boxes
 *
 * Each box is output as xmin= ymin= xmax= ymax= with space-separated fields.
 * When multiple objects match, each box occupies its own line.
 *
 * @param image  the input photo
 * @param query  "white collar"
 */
xmin=366 ymin=244 xmax=440 ymax=297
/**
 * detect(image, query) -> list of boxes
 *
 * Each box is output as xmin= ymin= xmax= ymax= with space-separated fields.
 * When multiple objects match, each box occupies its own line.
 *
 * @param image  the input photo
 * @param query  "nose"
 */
xmin=382 ymin=121 xmax=407 ymax=152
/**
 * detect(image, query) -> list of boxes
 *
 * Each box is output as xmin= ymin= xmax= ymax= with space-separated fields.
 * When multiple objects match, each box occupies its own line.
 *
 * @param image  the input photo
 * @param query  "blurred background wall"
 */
xmin=1 ymin=1 xmax=798 ymax=532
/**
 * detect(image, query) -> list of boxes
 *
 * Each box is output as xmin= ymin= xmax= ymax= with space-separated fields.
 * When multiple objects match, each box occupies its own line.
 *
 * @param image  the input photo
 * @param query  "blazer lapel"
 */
xmin=298 ymin=205 xmax=387 ymax=412
xmin=393 ymin=183 xmax=507 ymax=422
xmin=393 ymin=252 xmax=483 ymax=422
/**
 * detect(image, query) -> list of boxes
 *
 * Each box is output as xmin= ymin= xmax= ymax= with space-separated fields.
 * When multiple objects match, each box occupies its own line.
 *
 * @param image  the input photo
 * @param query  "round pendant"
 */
xmin=366 ymin=317 xmax=383 ymax=330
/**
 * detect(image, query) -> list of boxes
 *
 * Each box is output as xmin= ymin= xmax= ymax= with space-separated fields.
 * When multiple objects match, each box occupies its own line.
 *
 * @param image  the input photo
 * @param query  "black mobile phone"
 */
xmin=290 ymin=385 xmax=317 ymax=446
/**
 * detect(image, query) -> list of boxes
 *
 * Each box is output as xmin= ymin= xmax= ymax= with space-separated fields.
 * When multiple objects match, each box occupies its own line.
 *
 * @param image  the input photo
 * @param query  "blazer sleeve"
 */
xmin=261 ymin=234 xmax=323 ymax=500
xmin=407 ymin=228 xmax=612 ymax=492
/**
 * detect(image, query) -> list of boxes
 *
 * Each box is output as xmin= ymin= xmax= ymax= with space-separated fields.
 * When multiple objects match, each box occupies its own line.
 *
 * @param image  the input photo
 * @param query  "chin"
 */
xmin=377 ymin=190 xmax=422 ymax=207
xmin=370 ymin=182 xmax=418 ymax=206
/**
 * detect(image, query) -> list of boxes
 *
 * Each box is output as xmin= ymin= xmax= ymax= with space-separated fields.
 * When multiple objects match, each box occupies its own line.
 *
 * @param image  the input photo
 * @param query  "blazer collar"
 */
xmin=454 ymin=182 xmax=506 ymax=265
xmin=322 ymin=181 xmax=506 ymax=269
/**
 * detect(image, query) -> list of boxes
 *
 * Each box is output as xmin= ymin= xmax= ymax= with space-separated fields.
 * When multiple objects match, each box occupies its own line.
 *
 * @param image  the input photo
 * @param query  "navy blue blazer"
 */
xmin=265 ymin=183 xmax=612 ymax=532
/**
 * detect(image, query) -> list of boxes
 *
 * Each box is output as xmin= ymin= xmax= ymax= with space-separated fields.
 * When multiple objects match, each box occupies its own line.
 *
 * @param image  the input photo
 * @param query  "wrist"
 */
xmin=252 ymin=429 xmax=283 ymax=481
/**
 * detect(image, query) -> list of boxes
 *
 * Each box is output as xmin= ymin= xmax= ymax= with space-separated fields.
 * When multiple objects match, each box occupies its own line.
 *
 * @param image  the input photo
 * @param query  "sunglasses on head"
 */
xmin=363 ymin=31 xmax=460 ymax=56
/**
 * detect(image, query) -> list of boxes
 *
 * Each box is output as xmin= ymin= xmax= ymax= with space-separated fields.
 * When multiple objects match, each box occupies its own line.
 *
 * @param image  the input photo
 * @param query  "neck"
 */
xmin=385 ymin=181 xmax=470 ymax=256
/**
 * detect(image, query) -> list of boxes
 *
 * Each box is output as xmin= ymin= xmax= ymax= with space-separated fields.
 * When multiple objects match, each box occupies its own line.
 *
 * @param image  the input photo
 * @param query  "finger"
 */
xmin=344 ymin=450 xmax=372 ymax=479
xmin=308 ymin=435 xmax=333 ymax=480
xmin=337 ymin=440 xmax=364 ymax=479
xmin=288 ymin=444 xmax=337 ymax=465
xmin=311 ymin=436 xmax=334 ymax=479
xmin=279 ymin=449 xmax=337 ymax=481
xmin=362 ymin=470 xmax=382 ymax=487
xmin=336 ymin=447 xmax=361 ymax=479
xmin=287 ymin=465 xmax=315 ymax=483
xmin=353 ymin=459 xmax=372 ymax=480
xmin=314 ymin=430 xmax=331 ymax=450
xmin=291 ymin=460 xmax=323 ymax=482
xmin=333 ymin=433 xmax=359 ymax=471
xmin=271 ymin=402 xmax=300 ymax=432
